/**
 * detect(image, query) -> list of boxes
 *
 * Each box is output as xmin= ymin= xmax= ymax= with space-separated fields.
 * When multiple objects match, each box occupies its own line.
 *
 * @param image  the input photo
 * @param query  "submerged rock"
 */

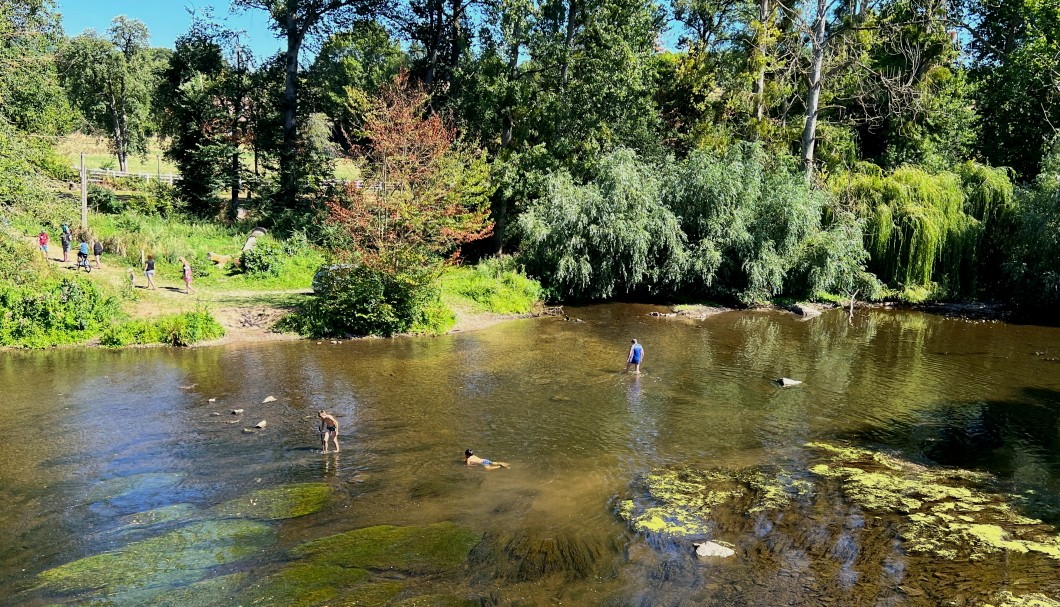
xmin=139 ymin=572 xmax=249 ymax=607
xmin=210 ymin=483 xmax=330 ymax=520
xmin=618 ymin=444 xmax=1060 ymax=605
xmin=36 ymin=519 xmax=274 ymax=594
xmin=232 ymin=563 xmax=370 ymax=607
xmin=292 ymin=522 xmax=479 ymax=574
xmin=118 ymin=503 xmax=198 ymax=530
xmin=469 ymin=529 xmax=620 ymax=582
xmin=694 ymin=541 xmax=735 ymax=558
xmin=82 ymin=472 xmax=184 ymax=504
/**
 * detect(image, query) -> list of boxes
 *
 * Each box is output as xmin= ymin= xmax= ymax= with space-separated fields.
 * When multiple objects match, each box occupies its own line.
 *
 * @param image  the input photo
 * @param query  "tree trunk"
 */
xmin=753 ymin=0 xmax=771 ymax=122
xmin=501 ymin=27 xmax=521 ymax=149
xmin=424 ymin=0 xmax=443 ymax=86
xmin=559 ymin=0 xmax=577 ymax=87
xmin=280 ymin=16 xmax=303 ymax=206
xmin=801 ymin=0 xmax=827 ymax=183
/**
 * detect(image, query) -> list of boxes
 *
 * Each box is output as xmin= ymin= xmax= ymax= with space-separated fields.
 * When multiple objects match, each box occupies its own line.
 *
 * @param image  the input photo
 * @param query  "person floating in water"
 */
xmin=625 ymin=339 xmax=644 ymax=374
xmin=464 ymin=448 xmax=509 ymax=470
xmin=318 ymin=410 xmax=340 ymax=453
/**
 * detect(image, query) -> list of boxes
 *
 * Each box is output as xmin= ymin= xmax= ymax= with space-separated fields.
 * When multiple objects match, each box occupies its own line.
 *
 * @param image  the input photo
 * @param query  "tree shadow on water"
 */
xmin=842 ymin=386 xmax=1060 ymax=523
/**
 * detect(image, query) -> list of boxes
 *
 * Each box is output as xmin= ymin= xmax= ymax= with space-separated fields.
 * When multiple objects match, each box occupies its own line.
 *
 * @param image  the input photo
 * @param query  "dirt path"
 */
xmin=46 ymin=253 xmax=309 ymax=345
xmin=45 ymin=254 xmax=524 ymax=346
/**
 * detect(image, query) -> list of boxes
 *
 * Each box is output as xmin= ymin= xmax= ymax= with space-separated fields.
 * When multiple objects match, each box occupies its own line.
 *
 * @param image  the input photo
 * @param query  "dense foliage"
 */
xmin=6 ymin=0 xmax=1060 ymax=342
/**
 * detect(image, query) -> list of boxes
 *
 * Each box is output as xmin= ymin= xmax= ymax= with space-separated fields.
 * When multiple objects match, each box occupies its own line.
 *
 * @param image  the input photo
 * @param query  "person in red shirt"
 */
xmin=37 ymin=230 xmax=49 ymax=258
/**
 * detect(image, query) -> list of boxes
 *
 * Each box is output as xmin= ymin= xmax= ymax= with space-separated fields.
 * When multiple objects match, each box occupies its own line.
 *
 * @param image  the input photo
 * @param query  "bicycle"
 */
xmin=76 ymin=252 xmax=92 ymax=273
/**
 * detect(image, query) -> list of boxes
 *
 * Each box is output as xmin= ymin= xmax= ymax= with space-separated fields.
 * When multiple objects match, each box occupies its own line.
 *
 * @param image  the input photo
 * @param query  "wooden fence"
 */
xmin=73 ymin=167 xmax=182 ymax=185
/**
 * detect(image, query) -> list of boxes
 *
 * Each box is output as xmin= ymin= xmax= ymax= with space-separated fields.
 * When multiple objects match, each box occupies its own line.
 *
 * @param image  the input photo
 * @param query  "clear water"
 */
xmin=4 ymin=305 xmax=1060 ymax=605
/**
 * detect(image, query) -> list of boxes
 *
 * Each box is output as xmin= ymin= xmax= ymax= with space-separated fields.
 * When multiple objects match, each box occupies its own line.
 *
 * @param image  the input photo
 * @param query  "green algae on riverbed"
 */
xmin=117 ymin=503 xmax=198 ymax=531
xmin=36 ymin=519 xmax=273 ymax=595
xmin=618 ymin=467 xmax=810 ymax=538
xmin=292 ymin=522 xmax=480 ymax=574
xmin=209 ymin=482 xmax=330 ymax=520
xmin=805 ymin=442 xmax=1060 ymax=561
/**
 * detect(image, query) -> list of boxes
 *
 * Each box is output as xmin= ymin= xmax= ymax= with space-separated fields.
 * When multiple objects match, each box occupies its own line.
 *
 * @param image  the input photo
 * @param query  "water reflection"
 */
xmin=4 ymin=306 xmax=1060 ymax=605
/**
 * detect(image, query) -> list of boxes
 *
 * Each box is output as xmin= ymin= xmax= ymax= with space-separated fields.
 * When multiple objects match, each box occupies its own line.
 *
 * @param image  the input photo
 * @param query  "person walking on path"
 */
xmin=92 ymin=239 xmax=104 ymax=268
xmin=60 ymin=225 xmax=71 ymax=263
xmin=37 ymin=230 xmax=49 ymax=258
xmin=179 ymin=257 xmax=194 ymax=294
xmin=318 ymin=410 xmax=340 ymax=453
xmin=625 ymin=339 xmax=644 ymax=374
xmin=464 ymin=448 xmax=510 ymax=470
xmin=144 ymin=255 xmax=157 ymax=289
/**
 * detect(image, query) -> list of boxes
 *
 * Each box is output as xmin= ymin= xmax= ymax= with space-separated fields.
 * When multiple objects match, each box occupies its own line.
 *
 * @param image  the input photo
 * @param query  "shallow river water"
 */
xmin=3 ymin=305 xmax=1060 ymax=606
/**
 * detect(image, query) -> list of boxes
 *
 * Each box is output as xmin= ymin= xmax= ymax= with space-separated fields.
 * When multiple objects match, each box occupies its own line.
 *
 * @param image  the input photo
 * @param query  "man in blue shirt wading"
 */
xmin=626 ymin=339 xmax=644 ymax=374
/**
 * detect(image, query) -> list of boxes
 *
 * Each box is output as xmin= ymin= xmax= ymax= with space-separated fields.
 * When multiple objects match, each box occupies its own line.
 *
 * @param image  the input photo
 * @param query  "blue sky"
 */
xmin=56 ymin=0 xmax=285 ymax=59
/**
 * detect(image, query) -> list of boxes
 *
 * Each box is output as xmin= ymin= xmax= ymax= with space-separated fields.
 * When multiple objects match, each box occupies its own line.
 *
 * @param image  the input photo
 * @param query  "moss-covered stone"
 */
xmin=210 ymin=483 xmax=330 ymax=520
xmin=83 ymin=473 xmax=185 ymax=503
xmin=292 ymin=523 xmax=479 ymax=574
xmin=118 ymin=503 xmax=199 ymax=530
xmin=391 ymin=594 xmax=479 ymax=607
xmin=469 ymin=528 xmax=618 ymax=582
xmin=334 ymin=581 xmax=405 ymax=606
xmin=131 ymin=572 xmax=250 ymax=607
xmin=234 ymin=563 xmax=370 ymax=607
xmin=37 ymin=519 xmax=274 ymax=594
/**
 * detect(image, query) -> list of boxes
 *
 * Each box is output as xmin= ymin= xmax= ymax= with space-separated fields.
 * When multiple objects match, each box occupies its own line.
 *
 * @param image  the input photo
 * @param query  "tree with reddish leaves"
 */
xmin=327 ymin=71 xmax=493 ymax=270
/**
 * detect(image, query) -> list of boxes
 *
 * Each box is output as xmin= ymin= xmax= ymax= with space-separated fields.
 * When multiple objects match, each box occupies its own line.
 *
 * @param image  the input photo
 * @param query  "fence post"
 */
xmin=80 ymin=152 xmax=88 ymax=229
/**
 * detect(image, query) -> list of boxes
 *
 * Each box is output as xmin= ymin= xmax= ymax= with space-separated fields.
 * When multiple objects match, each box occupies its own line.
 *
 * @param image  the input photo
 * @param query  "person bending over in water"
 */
xmin=318 ymin=410 xmax=340 ymax=453
xmin=464 ymin=448 xmax=509 ymax=470
xmin=625 ymin=339 xmax=644 ymax=374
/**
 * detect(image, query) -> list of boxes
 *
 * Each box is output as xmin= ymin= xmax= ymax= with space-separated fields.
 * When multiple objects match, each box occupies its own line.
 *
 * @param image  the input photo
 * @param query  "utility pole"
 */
xmin=80 ymin=152 xmax=88 ymax=229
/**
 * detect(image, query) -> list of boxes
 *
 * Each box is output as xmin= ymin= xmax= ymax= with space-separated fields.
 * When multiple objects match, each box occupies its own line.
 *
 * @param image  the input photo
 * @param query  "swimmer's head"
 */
xmin=464 ymin=449 xmax=474 ymax=459
xmin=317 ymin=410 xmax=327 ymax=418
xmin=631 ymin=339 xmax=638 ymax=344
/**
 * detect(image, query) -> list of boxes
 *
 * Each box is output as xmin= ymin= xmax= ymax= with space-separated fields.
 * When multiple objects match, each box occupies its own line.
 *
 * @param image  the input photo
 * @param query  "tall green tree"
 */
xmin=57 ymin=17 xmax=164 ymax=172
xmin=233 ymin=0 xmax=382 ymax=209
xmin=0 ymin=0 xmax=73 ymax=136
xmin=156 ymin=25 xmax=254 ymax=217
xmin=965 ymin=0 xmax=1060 ymax=179
xmin=305 ymin=20 xmax=406 ymax=152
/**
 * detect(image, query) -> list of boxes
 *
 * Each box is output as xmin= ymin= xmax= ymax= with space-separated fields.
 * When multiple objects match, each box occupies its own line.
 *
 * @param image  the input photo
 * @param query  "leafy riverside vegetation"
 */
xmin=4 ymin=0 xmax=1060 ymax=347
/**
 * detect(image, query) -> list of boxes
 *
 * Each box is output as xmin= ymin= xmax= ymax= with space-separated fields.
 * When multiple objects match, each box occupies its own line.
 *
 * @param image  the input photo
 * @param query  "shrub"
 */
xmin=89 ymin=184 xmax=120 ymax=213
xmin=101 ymin=310 xmax=225 ymax=347
xmin=290 ymin=262 xmax=443 ymax=337
xmin=0 ymin=275 xmax=120 ymax=347
xmin=241 ymin=241 xmax=284 ymax=276
xmin=441 ymin=257 xmax=544 ymax=313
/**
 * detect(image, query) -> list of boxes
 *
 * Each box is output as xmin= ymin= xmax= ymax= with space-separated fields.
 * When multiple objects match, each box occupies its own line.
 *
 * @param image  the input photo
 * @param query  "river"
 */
xmin=3 ymin=304 xmax=1060 ymax=606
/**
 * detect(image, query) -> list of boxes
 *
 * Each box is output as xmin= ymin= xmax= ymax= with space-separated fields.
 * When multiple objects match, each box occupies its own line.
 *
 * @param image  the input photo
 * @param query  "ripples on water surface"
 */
xmin=3 ymin=305 xmax=1060 ymax=606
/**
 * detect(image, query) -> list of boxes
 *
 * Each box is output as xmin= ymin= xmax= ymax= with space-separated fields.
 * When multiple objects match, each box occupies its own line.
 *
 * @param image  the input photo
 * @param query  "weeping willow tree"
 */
xmin=518 ymin=149 xmax=688 ymax=300
xmin=664 ymin=143 xmax=870 ymax=304
xmin=837 ymin=161 xmax=1016 ymax=299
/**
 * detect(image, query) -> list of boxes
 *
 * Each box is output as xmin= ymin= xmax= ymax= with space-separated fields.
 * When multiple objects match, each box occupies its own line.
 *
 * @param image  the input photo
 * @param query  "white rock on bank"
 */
xmin=255 ymin=420 xmax=267 ymax=429
xmin=262 ymin=396 xmax=276 ymax=404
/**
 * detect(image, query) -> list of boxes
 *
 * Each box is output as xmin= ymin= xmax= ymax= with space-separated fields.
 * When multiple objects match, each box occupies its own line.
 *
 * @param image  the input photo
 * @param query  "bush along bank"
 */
xmin=100 ymin=310 xmax=226 ymax=347
xmin=284 ymin=257 xmax=544 ymax=339
xmin=0 ymin=226 xmax=226 ymax=349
